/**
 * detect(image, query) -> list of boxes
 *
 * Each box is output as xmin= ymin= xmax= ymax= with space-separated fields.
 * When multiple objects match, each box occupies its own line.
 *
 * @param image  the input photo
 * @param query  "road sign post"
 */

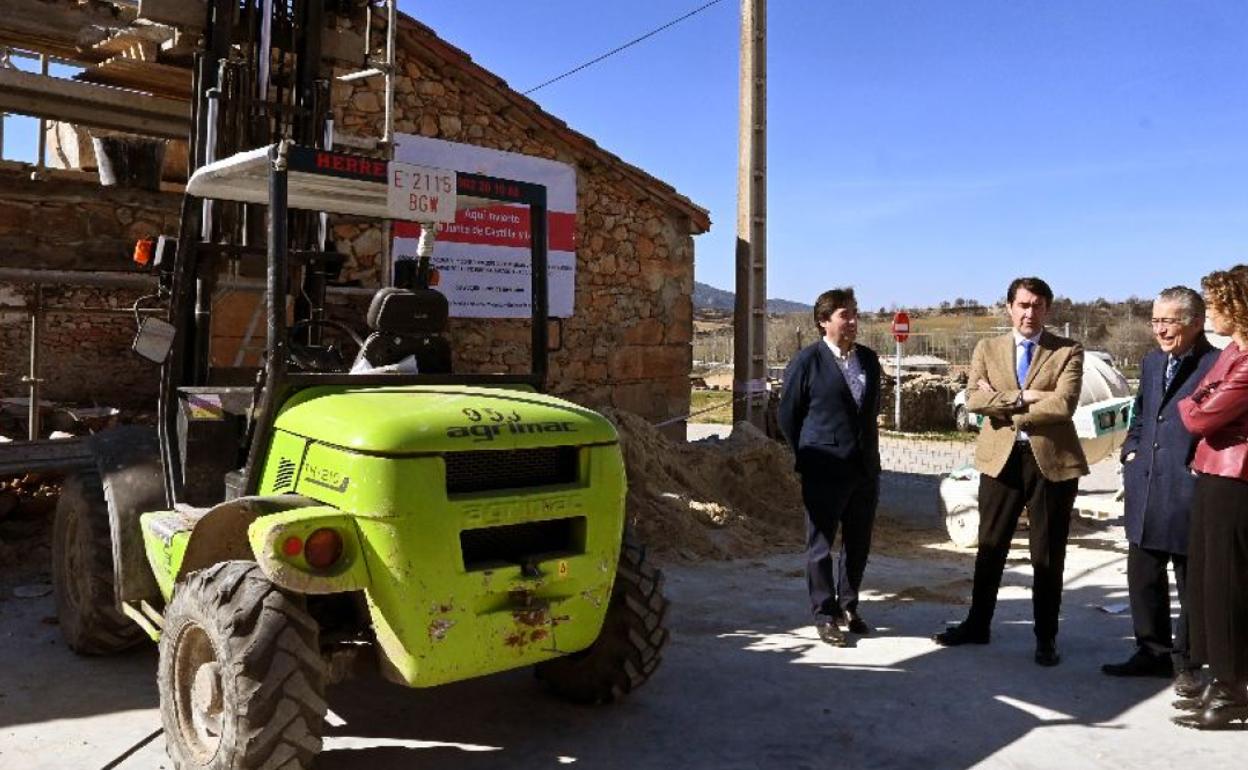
xmin=891 ymin=311 xmax=910 ymax=431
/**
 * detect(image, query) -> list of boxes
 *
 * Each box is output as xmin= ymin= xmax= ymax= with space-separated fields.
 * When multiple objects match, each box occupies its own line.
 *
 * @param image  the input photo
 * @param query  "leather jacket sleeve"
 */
xmin=1180 ymin=353 xmax=1248 ymax=438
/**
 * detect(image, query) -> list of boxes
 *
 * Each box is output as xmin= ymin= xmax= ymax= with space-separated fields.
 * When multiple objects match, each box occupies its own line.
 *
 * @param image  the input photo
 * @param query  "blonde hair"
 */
xmin=1201 ymin=265 xmax=1248 ymax=335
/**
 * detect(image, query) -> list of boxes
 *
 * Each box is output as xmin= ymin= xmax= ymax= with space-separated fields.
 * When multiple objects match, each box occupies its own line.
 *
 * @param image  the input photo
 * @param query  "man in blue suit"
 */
xmin=779 ymin=288 xmax=882 ymax=646
xmin=1102 ymin=286 xmax=1218 ymax=697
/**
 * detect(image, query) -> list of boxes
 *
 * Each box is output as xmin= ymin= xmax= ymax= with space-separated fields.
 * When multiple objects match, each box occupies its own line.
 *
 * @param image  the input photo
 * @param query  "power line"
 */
xmin=523 ymin=0 xmax=727 ymax=96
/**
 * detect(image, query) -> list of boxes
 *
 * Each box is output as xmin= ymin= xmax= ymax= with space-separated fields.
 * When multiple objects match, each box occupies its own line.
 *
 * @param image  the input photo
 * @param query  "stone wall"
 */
xmin=0 ymin=17 xmax=705 ymax=433
xmin=0 ymin=165 xmax=178 ymax=416
xmin=0 ymin=165 xmax=180 ymax=271
xmin=326 ymin=21 xmax=702 ymax=428
xmin=0 ymin=284 xmax=161 ymax=414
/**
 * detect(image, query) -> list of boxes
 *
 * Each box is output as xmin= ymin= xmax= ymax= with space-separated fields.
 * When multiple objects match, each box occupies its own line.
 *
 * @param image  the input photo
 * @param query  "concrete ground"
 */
xmin=0 ymin=430 xmax=1242 ymax=769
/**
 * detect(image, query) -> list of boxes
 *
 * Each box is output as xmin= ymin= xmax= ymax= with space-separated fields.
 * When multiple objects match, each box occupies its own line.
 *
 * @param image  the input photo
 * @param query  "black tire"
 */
xmin=158 ymin=561 xmax=326 ymax=770
xmin=535 ymin=539 xmax=670 ymax=704
xmin=52 ymin=470 xmax=146 ymax=655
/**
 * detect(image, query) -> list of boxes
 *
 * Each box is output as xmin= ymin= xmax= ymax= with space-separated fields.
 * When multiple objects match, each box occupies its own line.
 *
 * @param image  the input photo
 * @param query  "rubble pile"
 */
xmin=0 ymin=473 xmax=59 ymax=568
xmin=601 ymin=409 xmax=805 ymax=560
xmin=878 ymin=373 xmax=962 ymax=431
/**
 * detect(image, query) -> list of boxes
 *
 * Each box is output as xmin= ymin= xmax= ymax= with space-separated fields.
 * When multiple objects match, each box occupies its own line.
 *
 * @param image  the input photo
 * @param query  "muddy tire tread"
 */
xmin=159 ymin=561 xmax=326 ymax=770
xmin=52 ymin=470 xmax=146 ymax=655
xmin=535 ymin=539 xmax=670 ymax=704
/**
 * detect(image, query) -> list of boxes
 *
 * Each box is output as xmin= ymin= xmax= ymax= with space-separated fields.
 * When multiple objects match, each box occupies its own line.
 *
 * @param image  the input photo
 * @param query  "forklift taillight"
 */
xmin=305 ymin=528 xmax=344 ymax=570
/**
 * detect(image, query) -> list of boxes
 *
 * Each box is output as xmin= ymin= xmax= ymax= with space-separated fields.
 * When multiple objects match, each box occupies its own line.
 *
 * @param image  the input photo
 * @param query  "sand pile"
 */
xmin=601 ymin=409 xmax=806 ymax=560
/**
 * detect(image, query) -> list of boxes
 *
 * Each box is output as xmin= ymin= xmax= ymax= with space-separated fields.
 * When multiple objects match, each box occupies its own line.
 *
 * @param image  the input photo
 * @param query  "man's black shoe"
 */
xmin=1101 ymin=651 xmax=1173 ymax=678
xmin=1035 ymin=639 xmax=1061 ymax=667
xmin=932 ymin=623 xmax=990 ymax=647
xmin=1174 ymin=668 xmax=1205 ymax=698
xmin=845 ymin=610 xmax=871 ymax=635
xmin=816 ymin=618 xmax=848 ymax=647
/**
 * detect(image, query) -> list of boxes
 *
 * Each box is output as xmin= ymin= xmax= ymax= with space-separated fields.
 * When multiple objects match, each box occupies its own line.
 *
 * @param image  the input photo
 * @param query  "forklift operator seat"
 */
xmin=352 ymin=287 xmax=451 ymax=373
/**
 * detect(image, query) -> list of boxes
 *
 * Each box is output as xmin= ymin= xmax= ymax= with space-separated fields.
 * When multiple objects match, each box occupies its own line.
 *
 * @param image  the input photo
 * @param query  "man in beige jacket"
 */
xmin=934 ymin=276 xmax=1089 ymax=666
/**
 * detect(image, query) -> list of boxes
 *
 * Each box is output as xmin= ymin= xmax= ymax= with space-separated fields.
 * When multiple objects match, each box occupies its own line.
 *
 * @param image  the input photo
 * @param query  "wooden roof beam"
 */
xmin=0 ymin=67 xmax=189 ymax=139
xmin=0 ymin=1 xmax=135 ymax=64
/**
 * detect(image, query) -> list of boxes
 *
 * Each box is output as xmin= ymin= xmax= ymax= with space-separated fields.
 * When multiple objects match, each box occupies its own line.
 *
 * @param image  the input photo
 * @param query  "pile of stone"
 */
xmin=878 ymin=373 xmax=963 ymax=432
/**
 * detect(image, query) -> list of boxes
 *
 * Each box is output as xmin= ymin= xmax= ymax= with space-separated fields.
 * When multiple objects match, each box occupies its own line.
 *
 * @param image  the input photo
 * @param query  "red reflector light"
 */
xmin=133 ymin=237 xmax=155 ymax=266
xmin=429 ymin=268 xmax=440 ymax=287
xmin=282 ymin=536 xmax=303 ymax=557
xmin=304 ymin=528 xmax=343 ymax=570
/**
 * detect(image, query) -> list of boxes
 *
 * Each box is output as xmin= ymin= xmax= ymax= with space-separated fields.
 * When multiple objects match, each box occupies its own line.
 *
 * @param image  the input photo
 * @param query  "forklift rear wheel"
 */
xmin=52 ymin=470 xmax=146 ymax=654
xmin=158 ymin=561 xmax=326 ymax=770
xmin=535 ymin=539 xmax=670 ymax=704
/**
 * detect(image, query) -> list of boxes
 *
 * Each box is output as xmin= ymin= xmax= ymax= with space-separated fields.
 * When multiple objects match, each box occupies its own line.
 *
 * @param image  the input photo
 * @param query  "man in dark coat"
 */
xmin=1102 ymin=286 xmax=1219 ymax=696
xmin=779 ymin=287 xmax=881 ymax=647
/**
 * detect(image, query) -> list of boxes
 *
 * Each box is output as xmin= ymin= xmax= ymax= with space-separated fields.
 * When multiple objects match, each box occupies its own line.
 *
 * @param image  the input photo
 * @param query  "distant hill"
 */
xmin=693 ymin=281 xmax=811 ymax=314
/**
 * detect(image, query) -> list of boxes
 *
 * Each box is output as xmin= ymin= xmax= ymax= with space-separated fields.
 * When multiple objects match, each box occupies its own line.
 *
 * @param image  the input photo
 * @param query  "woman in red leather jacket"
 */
xmin=1174 ymin=265 xmax=1248 ymax=729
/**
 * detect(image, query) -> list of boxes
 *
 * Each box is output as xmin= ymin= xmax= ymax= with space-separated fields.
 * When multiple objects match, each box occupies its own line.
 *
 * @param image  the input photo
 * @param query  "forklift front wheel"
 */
xmin=158 ymin=561 xmax=326 ymax=770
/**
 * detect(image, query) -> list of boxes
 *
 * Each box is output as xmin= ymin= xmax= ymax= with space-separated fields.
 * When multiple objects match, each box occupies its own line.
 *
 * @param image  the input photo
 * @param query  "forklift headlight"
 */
xmin=304 ymin=528 xmax=344 ymax=570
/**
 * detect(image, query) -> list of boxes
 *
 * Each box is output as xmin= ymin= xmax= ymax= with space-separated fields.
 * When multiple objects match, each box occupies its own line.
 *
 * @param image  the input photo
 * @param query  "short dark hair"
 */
xmin=813 ymin=288 xmax=856 ymax=330
xmin=1006 ymin=277 xmax=1054 ymax=306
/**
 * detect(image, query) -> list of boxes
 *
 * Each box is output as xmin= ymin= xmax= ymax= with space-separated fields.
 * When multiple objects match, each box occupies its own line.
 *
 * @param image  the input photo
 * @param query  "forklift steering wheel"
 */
xmin=287 ymin=319 xmax=365 ymax=372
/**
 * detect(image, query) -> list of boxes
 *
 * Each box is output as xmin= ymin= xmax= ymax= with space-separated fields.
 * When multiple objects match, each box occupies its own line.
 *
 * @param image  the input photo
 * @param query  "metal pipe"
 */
xmin=0 ymin=305 xmax=162 ymax=317
xmin=0 ymin=267 xmax=158 ymax=288
xmin=337 ymin=67 xmax=383 ymax=82
xmin=24 ymin=286 xmax=42 ymax=440
xmin=243 ymin=141 xmax=290 ymax=495
xmin=34 ymin=54 xmax=47 ymax=180
xmin=383 ymin=0 xmax=397 ymax=146
xmin=530 ymin=198 xmax=549 ymax=387
xmin=380 ymin=0 xmax=397 ymax=285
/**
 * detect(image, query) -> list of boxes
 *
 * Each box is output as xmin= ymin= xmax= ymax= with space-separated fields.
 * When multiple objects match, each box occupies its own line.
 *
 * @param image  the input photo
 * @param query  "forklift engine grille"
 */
xmin=444 ymin=446 xmax=578 ymax=495
xmin=460 ymin=516 xmax=584 ymax=571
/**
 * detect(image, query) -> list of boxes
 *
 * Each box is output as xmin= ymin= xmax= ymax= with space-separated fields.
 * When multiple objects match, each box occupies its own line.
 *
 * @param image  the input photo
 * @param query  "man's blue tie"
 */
xmin=1017 ymin=339 xmax=1035 ymax=386
xmin=1164 ymin=355 xmax=1179 ymax=391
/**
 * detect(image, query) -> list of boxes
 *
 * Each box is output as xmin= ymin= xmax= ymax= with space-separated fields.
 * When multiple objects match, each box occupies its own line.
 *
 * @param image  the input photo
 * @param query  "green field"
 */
xmin=689 ymin=389 xmax=734 ymax=424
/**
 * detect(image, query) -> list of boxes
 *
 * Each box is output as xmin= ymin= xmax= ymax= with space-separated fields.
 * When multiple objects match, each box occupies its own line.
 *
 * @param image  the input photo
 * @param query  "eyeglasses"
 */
xmin=1149 ymin=318 xmax=1185 ymax=328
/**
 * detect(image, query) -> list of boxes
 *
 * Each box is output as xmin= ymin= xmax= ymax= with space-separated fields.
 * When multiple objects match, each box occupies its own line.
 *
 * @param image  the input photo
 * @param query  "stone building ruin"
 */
xmin=0 ymin=2 xmax=710 ymax=437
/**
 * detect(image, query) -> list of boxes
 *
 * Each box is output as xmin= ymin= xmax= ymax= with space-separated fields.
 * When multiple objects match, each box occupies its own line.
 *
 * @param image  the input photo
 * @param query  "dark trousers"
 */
xmin=802 ymin=471 xmax=878 ymax=618
xmin=967 ymin=443 xmax=1078 ymax=641
xmin=1188 ymin=474 xmax=1248 ymax=685
xmin=1127 ymin=542 xmax=1190 ymax=669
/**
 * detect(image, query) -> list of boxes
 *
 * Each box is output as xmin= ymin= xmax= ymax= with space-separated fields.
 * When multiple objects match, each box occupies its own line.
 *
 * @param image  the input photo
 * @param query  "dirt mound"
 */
xmin=601 ymin=410 xmax=805 ymax=560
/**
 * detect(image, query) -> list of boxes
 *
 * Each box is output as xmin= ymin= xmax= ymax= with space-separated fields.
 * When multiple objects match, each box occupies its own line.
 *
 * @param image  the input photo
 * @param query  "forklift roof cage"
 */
xmin=179 ymin=141 xmax=552 ymax=499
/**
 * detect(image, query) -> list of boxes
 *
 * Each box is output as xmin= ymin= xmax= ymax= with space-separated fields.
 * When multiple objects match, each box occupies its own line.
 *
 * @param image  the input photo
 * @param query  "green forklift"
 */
xmin=50 ymin=4 xmax=668 ymax=769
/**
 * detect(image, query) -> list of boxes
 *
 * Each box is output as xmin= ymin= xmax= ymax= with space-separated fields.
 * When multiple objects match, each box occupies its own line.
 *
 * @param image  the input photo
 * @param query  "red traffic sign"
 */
xmin=891 ymin=311 xmax=911 ymax=343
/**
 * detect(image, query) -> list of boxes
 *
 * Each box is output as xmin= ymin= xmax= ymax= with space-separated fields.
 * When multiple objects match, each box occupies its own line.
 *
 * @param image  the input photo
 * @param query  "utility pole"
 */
xmin=732 ymin=0 xmax=767 ymax=427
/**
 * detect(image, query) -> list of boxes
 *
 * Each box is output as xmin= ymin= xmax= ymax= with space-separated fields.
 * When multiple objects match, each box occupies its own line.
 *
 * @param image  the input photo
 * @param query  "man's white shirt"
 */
xmin=824 ymin=338 xmax=866 ymax=407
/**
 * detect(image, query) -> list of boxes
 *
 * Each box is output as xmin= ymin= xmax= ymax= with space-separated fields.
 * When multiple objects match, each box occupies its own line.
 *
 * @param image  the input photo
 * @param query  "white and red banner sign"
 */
xmin=392 ymin=134 xmax=577 ymax=318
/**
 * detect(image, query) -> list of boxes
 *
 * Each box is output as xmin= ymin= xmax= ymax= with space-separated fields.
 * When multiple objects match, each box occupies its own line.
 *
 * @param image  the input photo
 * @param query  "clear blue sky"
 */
xmin=5 ymin=1 xmax=1245 ymax=309
xmin=407 ymin=0 xmax=1248 ymax=309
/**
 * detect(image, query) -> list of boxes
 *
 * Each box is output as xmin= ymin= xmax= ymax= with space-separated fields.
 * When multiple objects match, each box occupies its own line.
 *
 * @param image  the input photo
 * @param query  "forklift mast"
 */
xmin=160 ymin=1 xmax=354 ymax=507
